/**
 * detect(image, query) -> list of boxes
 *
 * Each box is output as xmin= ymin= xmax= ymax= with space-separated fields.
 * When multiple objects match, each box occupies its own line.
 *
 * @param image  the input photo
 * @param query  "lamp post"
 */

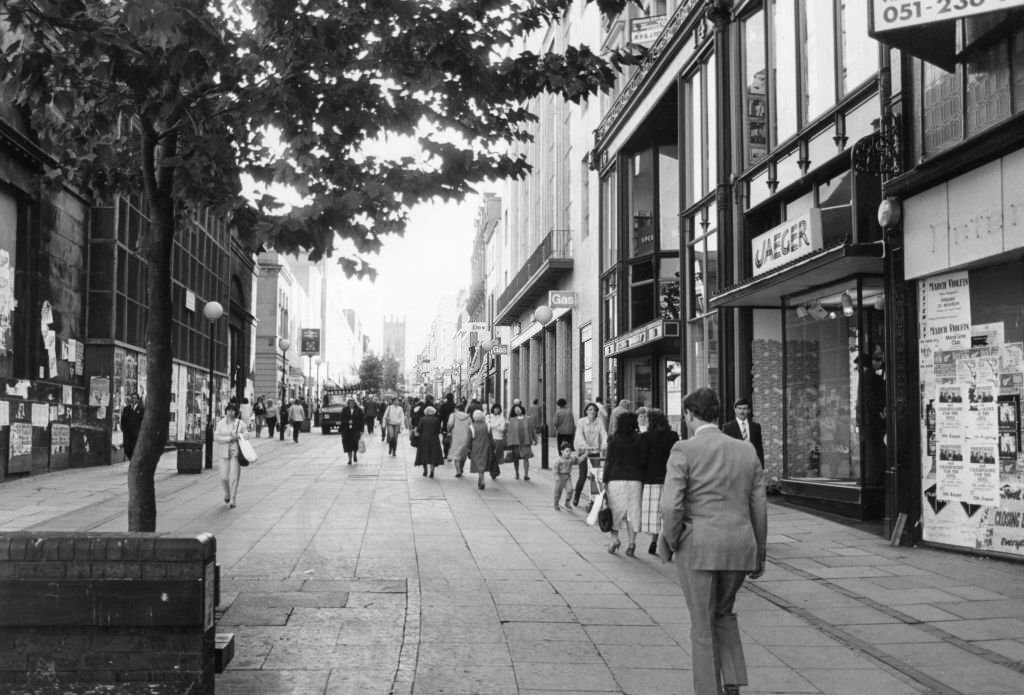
xmin=203 ymin=300 xmax=224 ymax=470
xmin=533 ymin=305 xmax=553 ymax=470
xmin=278 ymin=337 xmax=290 ymax=441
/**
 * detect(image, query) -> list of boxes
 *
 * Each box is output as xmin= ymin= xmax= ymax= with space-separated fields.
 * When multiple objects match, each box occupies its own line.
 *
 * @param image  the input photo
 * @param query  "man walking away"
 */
xmin=721 ymin=397 xmax=764 ymax=468
xmin=660 ymin=387 xmax=767 ymax=695
xmin=288 ymin=399 xmax=306 ymax=443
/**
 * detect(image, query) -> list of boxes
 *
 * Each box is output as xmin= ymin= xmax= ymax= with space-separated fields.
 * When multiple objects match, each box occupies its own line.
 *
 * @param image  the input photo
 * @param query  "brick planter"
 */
xmin=0 ymin=532 xmax=217 ymax=694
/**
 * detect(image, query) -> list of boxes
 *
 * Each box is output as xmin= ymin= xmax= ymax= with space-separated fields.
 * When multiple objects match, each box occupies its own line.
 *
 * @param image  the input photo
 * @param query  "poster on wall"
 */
xmin=9 ymin=422 xmax=33 ymax=457
xmin=920 ymin=270 xmax=1024 ymax=557
xmin=921 ymin=271 xmax=971 ymax=350
xmin=50 ymin=423 xmax=70 ymax=453
xmin=89 ymin=377 xmax=110 ymax=407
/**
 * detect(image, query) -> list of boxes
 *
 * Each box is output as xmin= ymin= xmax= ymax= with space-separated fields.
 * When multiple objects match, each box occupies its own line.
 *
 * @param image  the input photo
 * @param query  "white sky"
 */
xmin=334 ymin=195 xmax=483 ymax=369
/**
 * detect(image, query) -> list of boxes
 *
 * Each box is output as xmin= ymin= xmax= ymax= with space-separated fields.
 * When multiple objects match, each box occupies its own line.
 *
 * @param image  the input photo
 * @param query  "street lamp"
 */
xmin=278 ymin=337 xmax=290 ymax=441
xmin=203 ymin=300 xmax=224 ymax=470
xmin=533 ymin=305 xmax=553 ymax=470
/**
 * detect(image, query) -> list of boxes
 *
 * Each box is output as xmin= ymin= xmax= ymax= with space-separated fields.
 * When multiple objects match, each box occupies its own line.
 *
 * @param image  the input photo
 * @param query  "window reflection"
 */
xmin=841 ymin=0 xmax=877 ymax=93
xmin=630 ymin=151 xmax=656 ymax=256
xmin=772 ymin=0 xmax=798 ymax=144
xmin=659 ymin=146 xmax=679 ymax=250
xmin=743 ymin=11 xmax=767 ymax=167
xmin=965 ymin=41 xmax=1011 ymax=136
xmin=803 ymin=0 xmax=836 ymax=122
xmin=659 ymin=257 xmax=681 ymax=321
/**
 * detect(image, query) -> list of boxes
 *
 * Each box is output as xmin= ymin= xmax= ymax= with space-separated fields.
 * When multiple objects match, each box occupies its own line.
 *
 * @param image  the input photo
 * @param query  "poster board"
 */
xmin=919 ymin=273 xmax=1024 ymax=557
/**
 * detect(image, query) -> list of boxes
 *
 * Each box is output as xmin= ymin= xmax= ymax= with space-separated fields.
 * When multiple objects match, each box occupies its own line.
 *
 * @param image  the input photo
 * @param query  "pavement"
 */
xmin=1 ymin=430 xmax=1024 ymax=695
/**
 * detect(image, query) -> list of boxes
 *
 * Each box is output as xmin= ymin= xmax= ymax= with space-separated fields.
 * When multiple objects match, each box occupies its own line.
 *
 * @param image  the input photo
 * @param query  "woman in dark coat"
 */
xmin=468 ymin=410 xmax=495 ymax=490
xmin=338 ymin=398 xmax=364 ymax=464
xmin=639 ymin=408 xmax=679 ymax=555
xmin=414 ymin=405 xmax=444 ymax=478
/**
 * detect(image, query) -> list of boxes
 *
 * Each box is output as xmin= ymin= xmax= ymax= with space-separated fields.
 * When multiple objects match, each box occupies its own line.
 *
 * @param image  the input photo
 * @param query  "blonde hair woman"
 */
xmin=214 ymin=402 xmax=247 ymax=508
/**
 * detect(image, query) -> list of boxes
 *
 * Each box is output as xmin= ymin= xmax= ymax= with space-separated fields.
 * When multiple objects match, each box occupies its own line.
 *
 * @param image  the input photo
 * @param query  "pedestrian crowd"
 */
xmin=196 ymin=384 xmax=767 ymax=695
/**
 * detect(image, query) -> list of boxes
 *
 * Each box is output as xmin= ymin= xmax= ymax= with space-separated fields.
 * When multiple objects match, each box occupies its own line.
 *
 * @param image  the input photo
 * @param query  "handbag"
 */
xmin=236 ymin=424 xmax=257 ymax=466
xmin=358 ymin=435 xmax=366 ymax=453
xmin=409 ymin=428 xmax=420 ymax=447
xmin=597 ymin=504 xmax=614 ymax=533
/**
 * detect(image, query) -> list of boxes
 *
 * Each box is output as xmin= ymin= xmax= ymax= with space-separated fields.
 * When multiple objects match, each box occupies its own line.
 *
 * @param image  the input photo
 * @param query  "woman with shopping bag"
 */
xmin=213 ymin=402 xmax=249 ymax=508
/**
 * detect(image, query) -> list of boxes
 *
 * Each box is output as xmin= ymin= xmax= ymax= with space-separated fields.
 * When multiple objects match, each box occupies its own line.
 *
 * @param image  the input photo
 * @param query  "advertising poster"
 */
xmin=967 ymin=441 xmax=999 ymax=505
xmin=921 ymin=271 xmax=971 ymax=350
xmin=30 ymin=403 xmax=48 ymax=428
xmin=997 ymin=395 xmax=1019 ymax=474
xmin=89 ymin=376 xmax=110 ymax=407
xmin=9 ymin=422 xmax=33 ymax=457
xmin=50 ymin=423 xmax=70 ymax=452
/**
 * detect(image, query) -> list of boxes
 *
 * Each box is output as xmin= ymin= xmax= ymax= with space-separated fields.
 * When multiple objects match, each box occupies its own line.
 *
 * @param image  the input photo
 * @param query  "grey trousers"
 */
xmin=676 ymin=564 xmax=749 ymax=695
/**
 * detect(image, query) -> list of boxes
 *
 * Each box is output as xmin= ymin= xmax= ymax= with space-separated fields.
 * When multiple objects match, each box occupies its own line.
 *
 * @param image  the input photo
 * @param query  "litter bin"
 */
xmin=301 ymin=419 xmax=311 ymax=433
xmin=174 ymin=440 xmax=203 ymax=474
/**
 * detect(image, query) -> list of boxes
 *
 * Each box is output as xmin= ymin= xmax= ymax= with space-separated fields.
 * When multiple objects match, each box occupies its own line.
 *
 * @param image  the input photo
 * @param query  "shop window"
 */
xmin=802 ymin=0 xmax=836 ymax=123
xmin=772 ymin=0 xmax=799 ymax=144
xmin=840 ymin=0 xmax=877 ymax=94
xmin=602 ymin=272 xmax=618 ymax=339
xmin=915 ymin=23 xmax=1024 ymax=159
xmin=742 ymin=9 xmax=768 ymax=167
xmin=687 ymin=202 xmax=718 ymax=318
xmin=629 ymin=150 xmax=656 ymax=256
xmin=658 ymin=145 xmax=679 ymax=250
xmin=630 ymin=260 xmax=656 ymax=328
xmin=601 ymin=170 xmax=618 ymax=271
xmin=783 ymin=280 xmax=885 ymax=485
xmin=687 ymin=312 xmax=719 ymax=392
xmin=605 ymin=356 xmax=618 ymax=405
xmin=683 ymin=59 xmax=716 ymax=207
xmin=580 ymin=324 xmax=593 ymax=407
xmin=659 ymin=257 xmax=681 ymax=321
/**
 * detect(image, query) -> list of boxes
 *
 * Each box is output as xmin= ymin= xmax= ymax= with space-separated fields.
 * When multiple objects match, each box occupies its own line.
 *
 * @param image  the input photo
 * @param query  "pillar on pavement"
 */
xmin=555 ymin=316 xmax=571 ymax=416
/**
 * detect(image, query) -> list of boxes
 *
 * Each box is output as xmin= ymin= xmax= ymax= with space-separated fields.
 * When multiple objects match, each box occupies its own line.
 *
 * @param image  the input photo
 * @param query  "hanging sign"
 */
xmin=300 ymin=328 xmax=321 ymax=355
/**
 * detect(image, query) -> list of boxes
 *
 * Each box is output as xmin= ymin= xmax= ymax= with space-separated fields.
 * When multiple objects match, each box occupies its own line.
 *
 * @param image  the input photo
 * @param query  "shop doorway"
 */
xmin=622 ymin=357 xmax=654 ymax=409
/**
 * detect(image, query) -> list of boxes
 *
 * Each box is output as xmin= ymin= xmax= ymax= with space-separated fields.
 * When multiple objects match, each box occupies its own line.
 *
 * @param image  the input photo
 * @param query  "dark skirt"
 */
xmin=341 ymin=428 xmax=360 ymax=453
xmin=414 ymin=434 xmax=444 ymax=468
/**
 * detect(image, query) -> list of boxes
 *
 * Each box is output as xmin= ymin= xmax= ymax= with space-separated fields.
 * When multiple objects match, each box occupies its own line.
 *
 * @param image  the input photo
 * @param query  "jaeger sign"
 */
xmin=751 ymin=209 xmax=823 ymax=277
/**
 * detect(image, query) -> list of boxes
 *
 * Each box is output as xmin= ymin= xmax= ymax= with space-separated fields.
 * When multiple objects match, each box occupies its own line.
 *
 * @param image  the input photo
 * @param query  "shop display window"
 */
xmin=783 ymin=279 xmax=885 ymax=485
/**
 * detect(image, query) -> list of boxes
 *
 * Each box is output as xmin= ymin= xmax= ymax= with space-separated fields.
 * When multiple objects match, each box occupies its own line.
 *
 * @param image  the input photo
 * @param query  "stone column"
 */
xmin=555 ymin=316 xmax=572 ymax=414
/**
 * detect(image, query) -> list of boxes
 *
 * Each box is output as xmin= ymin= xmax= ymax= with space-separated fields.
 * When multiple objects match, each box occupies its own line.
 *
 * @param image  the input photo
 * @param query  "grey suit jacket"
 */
xmin=659 ymin=426 xmax=767 ymax=571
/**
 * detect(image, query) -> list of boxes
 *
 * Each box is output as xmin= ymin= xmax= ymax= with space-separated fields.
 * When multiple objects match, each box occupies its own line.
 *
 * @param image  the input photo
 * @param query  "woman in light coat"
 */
xmin=505 ymin=402 xmax=535 ymax=481
xmin=213 ymin=402 xmax=247 ymax=508
xmin=446 ymin=403 xmax=473 ymax=477
xmin=572 ymin=402 xmax=608 ymax=507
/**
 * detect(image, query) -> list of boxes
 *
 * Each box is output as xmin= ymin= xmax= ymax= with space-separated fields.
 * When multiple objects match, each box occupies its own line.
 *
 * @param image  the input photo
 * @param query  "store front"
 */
xmin=602 ymin=320 xmax=683 ymax=431
xmin=900 ymin=152 xmax=1024 ymax=559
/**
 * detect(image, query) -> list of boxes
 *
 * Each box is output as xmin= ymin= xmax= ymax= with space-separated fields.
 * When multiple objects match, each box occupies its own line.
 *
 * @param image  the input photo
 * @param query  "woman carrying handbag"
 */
xmin=213 ymin=402 xmax=248 ymax=508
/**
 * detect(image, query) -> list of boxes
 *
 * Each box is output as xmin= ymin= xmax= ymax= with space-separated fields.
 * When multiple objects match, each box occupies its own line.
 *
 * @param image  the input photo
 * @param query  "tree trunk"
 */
xmin=128 ymin=125 xmax=177 ymax=532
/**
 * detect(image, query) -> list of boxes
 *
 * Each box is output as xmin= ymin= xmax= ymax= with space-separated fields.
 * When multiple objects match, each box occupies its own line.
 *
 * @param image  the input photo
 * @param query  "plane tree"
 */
xmin=0 ymin=0 xmax=635 ymax=530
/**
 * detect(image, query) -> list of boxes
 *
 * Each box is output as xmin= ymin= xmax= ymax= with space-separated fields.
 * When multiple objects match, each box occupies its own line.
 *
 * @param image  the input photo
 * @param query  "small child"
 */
xmin=553 ymin=442 xmax=578 ymax=511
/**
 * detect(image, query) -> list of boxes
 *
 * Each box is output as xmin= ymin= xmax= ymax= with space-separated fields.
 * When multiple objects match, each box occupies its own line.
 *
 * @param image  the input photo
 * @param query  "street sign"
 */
xmin=300 ymin=328 xmax=321 ymax=355
xmin=491 ymin=344 xmax=509 ymax=355
xmin=549 ymin=291 xmax=577 ymax=308
xmin=871 ymin=0 xmax=1024 ymax=32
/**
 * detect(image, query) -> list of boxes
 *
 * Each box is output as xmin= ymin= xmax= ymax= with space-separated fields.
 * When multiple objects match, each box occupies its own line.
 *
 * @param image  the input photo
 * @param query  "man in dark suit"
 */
xmin=120 ymin=392 xmax=144 ymax=460
xmin=721 ymin=397 xmax=764 ymax=468
xmin=660 ymin=387 xmax=767 ymax=695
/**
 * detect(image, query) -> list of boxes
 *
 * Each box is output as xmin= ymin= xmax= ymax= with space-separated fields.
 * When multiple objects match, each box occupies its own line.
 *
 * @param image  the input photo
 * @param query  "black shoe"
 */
xmin=648 ymin=540 xmax=658 ymax=556
xmin=429 ymin=470 xmax=434 ymax=478
xmin=422 ymin=468 xmax=427 ymax=476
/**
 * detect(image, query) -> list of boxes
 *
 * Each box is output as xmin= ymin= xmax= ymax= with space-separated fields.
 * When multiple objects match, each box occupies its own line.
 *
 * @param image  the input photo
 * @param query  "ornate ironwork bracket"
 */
xmin=852 ymin=111 xmax=902 ymax=180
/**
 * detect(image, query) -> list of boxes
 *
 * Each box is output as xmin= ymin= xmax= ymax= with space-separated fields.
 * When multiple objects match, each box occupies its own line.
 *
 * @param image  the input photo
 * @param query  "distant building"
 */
xmin=381 ymin=317 xmax=407 ymax=368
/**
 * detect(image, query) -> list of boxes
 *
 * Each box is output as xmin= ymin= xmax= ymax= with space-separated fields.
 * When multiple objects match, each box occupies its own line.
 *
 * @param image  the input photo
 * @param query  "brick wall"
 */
xmin=0 ymin=532 xmax=216 ymax=694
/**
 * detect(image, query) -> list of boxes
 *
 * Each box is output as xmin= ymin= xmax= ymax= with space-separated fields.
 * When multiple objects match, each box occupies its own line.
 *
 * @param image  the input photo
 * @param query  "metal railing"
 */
xmin=496 ymin=228 xmax=573 ymax=313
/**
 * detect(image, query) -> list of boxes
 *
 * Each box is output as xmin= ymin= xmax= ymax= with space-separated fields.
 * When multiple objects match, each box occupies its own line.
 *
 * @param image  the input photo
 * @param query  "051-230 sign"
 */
xmin=872 ymin=0 xmax=1024 ymax=31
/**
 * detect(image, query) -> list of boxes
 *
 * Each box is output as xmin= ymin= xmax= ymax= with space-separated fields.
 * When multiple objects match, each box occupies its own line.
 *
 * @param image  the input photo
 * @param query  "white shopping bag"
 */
xmin=586 ymin=490 xmax=606 ymax=527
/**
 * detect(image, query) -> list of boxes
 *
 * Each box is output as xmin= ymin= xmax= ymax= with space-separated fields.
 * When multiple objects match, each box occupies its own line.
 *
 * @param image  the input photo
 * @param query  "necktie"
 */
xmin=741 ymin=421 xmax=749 ymax=440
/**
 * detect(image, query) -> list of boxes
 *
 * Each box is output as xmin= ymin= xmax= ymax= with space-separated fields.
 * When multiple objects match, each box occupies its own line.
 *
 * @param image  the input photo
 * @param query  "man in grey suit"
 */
xmin=659 ymin=387 xmax=767 ymax=695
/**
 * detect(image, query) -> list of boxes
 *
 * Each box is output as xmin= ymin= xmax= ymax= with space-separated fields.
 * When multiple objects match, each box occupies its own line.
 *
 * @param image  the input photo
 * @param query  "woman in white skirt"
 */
xmin=601 ymin=412 xmax=647 ymax=556
xmin=639 ymin=408 xmax=679 ymax=554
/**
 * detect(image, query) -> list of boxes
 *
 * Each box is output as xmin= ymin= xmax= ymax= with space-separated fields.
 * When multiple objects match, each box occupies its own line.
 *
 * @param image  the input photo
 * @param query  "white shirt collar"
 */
xmin=695 ymin=423 xmax=718 ymax=435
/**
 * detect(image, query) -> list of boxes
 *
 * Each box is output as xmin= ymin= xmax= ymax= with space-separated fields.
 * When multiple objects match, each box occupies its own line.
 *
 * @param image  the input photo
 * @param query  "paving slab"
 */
xmin=4 ymin=432 xmax=1024 ymax=695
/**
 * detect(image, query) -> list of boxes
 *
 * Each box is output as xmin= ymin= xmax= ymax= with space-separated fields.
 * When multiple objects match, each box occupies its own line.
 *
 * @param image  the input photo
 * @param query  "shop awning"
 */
xmin=708 ymin=243 xmax=885 ymax=309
